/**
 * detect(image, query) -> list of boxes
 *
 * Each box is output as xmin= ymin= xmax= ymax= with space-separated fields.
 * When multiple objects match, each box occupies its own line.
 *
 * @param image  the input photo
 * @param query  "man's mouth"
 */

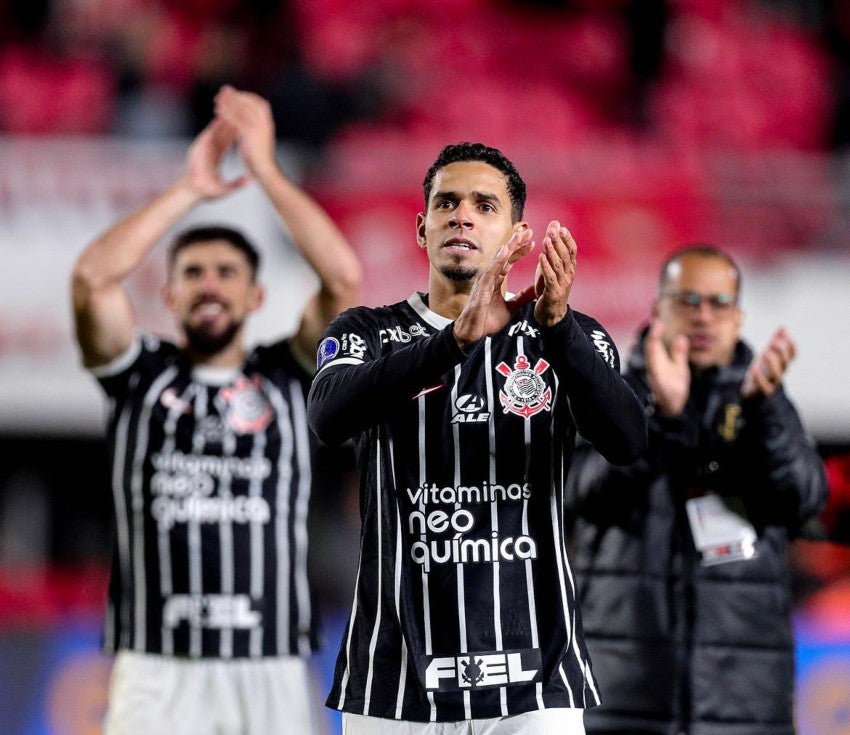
xmin=689 ymin=333 xmax=713 ymax=350
xmin=443 ymin=238 xmax=477 ymax=252
xmin=192 ymin=301 xmax=226 ymax=318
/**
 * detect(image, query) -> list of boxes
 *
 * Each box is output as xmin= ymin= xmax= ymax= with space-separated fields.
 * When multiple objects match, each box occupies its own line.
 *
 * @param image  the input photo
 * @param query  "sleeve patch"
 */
xmin=316 ymin=337 xmax=340 ymax=369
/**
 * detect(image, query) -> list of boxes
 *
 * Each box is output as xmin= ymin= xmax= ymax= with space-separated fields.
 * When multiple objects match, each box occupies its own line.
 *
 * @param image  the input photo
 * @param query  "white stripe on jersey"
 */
xmin=484 ymin=338 xmax=509 ymax=717
xmin=220 ymin=400 xmax=238 ymax=659
xmin=417 ymin=394 xmax=437 ymax=721
xmin=243 ymin=383 xmax=269 ymax=658
xmin=363 ymin=438 xmax=384 ymax=716
xmin=336 ymin=426 xmax=388 ymax=712
xmin=450 ymin=364 xmax=472 ymax=720
xmin=268 ymin=380 xmax=294 ymax=657
xmin=385 ymin=433 xmax=410 ymax=718
xmin=188 ymin=382 xmax=209 ymax=657
xmin=111 ymin=399 xmax=135 ymax=651
xmin=516 ymin=336 xmax=546 ymax=711
xmin=393 ymin=508 xmax=408 ymax=718
xmin=549 ymin=488 xmax=576 ymax=707
xmin=289 ymin=379 xmax=313 ymax=656
xmin=158 ymin=381 xmax=194 ymax=656
xmin=133 ymin=366 xmax=179 ymax=650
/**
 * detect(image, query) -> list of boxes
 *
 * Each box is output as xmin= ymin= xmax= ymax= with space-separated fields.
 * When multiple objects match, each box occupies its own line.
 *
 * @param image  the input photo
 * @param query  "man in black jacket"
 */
xmin=566 ymin=245 xmax=828 ymax=735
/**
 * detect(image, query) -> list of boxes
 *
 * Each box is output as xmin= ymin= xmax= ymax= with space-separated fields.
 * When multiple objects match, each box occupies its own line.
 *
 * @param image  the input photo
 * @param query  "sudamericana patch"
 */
xmin=316 ymin=337 xmax=340 ymax=368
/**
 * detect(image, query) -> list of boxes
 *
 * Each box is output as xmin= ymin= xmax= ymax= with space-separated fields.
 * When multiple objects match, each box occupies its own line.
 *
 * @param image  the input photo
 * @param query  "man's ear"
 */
xmin=513 ymin=221 xmax=529 ymax=235
xmin=162 ymin=284 xmax=175 ymax=313
xmin=416 ymin=212 xmax=427 ymax=248
xmin=250 ymin=282 xmax=265 ymax=312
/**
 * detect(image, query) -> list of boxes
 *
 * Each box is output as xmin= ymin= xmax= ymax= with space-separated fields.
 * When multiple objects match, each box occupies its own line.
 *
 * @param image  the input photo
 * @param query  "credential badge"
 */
xmin=496 ymin=355 xmax=552 ymax=418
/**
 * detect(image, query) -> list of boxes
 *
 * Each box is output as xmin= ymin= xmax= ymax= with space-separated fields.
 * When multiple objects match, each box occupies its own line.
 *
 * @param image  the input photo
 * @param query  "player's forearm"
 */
xmin=72 ymin=182 xmax=200 ymax=297
xmin=542 ymin=313 xmax=647 ymax=465
xmin=256 ymin=166 xmax=362 ymax=305
xmin=307 ymin=324 xmax=465 ymax=444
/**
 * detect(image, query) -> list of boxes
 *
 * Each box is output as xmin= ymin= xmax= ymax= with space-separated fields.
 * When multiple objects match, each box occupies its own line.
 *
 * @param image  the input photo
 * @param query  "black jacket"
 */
xmin=566 ymin=329 xmax=828 ymax=735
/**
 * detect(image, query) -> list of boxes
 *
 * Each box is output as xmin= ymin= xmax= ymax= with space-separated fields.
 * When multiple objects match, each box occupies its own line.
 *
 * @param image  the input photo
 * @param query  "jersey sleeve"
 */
xmin=307 ymin=306 xmax=467 ymax=445
xmin=90 ymin=332 xmax=170 ymax=401
xmin=540 ymin=309 xmax=647 ymax=465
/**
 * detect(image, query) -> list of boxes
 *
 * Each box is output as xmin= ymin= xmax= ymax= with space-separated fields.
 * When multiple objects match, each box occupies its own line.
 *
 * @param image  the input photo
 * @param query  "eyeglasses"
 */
xmin=661 ymin=291 xmax=738 ymax=315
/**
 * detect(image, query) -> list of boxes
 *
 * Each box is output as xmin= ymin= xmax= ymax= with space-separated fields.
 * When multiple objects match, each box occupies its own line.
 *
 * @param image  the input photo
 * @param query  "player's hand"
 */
xmin=181 ymin=117 xmax=250 ymax=200
xmin=214 ymin=85 xmax=278 ymax=179
xmin=533 ymin=221 xmax=576 ymax=327
xmin=453 ymin=228 xmax=535 ymax=351
xmin=741 ymin=327 xmax=796 ymax=399
xmin=645 ymin=319 xmax=690 ymax=417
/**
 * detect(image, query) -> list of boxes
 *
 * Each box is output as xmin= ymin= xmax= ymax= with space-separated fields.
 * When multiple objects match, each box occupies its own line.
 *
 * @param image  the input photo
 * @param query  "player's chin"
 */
xmin=439 ymin=264 xmax=478 ymax=282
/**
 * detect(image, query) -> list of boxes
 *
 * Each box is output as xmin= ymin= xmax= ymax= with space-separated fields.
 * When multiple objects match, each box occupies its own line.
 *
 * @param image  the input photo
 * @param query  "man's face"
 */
xmin=164 ymin=240 xmax=263 ymax=355
xmin=654 ymin=253 xmax=742 ymax=370
xmin=417 ymin=161 xmax=523 ymax=284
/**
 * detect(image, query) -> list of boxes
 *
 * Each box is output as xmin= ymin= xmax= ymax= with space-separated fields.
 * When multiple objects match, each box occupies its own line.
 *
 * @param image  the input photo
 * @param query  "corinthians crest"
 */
xmin=495 ymin=355 xmax=552 ymax=418
xmin=219 ymin=375 xmax=273 ymax=434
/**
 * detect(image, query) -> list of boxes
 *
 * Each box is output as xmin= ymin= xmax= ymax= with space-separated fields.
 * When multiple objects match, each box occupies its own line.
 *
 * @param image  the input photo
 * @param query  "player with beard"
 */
xmin=71 ymin=86 xmax=361 ymax=735
xmin=307 ymin=142 xmax=647 ymax=734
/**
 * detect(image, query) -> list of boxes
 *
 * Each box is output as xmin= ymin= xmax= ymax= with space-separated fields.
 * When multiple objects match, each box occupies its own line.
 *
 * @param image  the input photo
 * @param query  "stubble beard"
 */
xmin=183 ymin=319 xmax=243 ymax=356
xmin=439 ymin=263 xmax=478 ymax=282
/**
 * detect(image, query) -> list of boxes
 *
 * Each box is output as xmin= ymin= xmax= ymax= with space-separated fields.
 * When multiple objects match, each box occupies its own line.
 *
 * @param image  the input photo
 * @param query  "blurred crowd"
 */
xmin=2 ymin=0 xmax=850 ymax=158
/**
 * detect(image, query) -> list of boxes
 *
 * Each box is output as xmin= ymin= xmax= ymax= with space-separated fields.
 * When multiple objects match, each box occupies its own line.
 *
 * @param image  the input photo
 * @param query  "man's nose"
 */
xmin=198 ymin=271 xmax=223 ymax=292
xmin=692 ymin=300 xmax=715 ymax=320
xmin=449 ymin=202 xmax=474 ymax=228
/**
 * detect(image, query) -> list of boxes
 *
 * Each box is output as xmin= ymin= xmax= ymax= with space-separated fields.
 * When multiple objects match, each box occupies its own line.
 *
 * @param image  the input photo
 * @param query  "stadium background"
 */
xmin=1 ymin=0 xmax=850 ymax=733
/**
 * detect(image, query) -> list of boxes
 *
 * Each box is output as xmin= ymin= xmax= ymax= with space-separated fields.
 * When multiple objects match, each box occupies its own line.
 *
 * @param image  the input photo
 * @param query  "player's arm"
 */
xmin=307 ymin=311 xmax=466 ymax=445
xmin=214 ymin=86 xmax=362 ymax=367
xmin=71 ymin=118 xmax=246 ymax=368
xmin=543 ymin=312 xmax=647 ymax=465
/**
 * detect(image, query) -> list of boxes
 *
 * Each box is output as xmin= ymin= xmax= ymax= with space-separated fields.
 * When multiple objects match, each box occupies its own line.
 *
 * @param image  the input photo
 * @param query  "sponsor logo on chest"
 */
xmin=451 ymin=393 xmax=490 ymax=423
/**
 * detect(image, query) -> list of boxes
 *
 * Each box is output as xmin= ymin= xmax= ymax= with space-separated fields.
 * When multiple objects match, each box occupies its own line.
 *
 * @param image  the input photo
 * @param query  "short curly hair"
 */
xmin=422 ymin=142 xmax=527 ymax=222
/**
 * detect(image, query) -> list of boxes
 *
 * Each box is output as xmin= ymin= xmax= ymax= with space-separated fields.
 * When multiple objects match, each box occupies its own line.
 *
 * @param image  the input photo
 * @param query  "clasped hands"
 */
xmin=453 ymin=221 xmax=577 ymax=352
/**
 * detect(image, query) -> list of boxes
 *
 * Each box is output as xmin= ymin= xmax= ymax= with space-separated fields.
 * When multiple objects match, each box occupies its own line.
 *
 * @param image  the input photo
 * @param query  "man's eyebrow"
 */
xmin=431 ymin=189 xmax=501 ymax=204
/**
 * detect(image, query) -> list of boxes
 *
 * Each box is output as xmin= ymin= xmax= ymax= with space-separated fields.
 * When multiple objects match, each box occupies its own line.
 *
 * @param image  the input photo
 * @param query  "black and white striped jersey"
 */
xmin=308 ymin=292 xmax=646 ymax=722
xmin=92 ymin=332 xmax=319 ymax=659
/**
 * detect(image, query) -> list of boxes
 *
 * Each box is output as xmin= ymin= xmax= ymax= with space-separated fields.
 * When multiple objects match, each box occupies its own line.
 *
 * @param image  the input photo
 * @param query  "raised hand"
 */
xmin=741 ymin=327 xmax=796 ymax=399
xmin=213 ymin=85 xmax=277 ymax=179
xmin=533 ymin=221 xmax=576 ymax=327
xmin=453 ymin=228 xmax=535 ymax=351
xmin=645 ymin=319 xmax=690 ymax=417
xmin=181 ymin=117 xmax=249 ymax=200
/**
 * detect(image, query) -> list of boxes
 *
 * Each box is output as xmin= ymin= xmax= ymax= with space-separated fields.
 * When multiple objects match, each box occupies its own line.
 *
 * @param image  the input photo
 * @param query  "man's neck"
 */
xmin=427 ymin=272 xmax=473 ymax=320
xmin=183 ymin=340 xmax=247 ymax=368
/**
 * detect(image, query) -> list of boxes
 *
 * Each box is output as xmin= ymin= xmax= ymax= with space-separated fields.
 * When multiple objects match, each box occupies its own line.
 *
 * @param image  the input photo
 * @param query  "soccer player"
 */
xmin=71 ymin=86 xmax=361 ymax=734
xmin=307 ymin=142 xmax=647 ymax=733
xmin=565 ymin=246 xmax=828 ymax=735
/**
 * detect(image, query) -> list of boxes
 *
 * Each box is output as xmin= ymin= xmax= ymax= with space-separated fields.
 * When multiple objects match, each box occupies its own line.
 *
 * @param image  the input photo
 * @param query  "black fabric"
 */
xmin=565 ymin=327 xmax=828 ymax=735
xmin=307 ymin=293 xmax=647 ymax=721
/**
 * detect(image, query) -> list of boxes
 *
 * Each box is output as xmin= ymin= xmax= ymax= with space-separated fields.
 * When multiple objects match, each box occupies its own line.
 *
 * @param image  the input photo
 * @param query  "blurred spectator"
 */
xmin=0 ymin=0 xmax=115 ymax=134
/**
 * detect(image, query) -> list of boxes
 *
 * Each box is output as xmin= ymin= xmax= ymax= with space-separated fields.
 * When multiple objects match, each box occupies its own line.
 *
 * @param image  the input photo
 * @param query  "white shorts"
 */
xmin=342 ymin=708 xmax=585 ymax=735
xmin=103 ymin=651 xmax=322 ymax=735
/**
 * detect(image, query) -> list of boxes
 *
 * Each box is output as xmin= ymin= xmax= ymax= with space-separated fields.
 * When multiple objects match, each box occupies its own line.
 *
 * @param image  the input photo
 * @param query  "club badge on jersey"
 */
xmin=496 ymin=356 xmax=552 ymax=419
xmin=219 ymin=375 xmax=273 ymax=434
